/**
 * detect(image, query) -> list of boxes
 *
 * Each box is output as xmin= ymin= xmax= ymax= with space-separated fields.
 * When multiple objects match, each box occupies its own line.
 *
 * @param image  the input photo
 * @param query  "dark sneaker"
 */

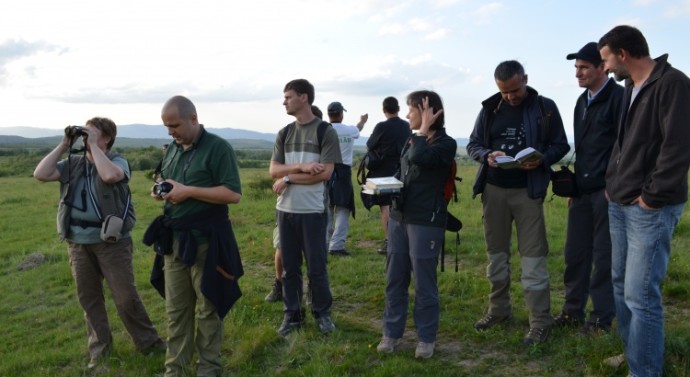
xmin=553 ymin=312 xmax=582 ymax=327
xmin=277 ymin=311 xmax=305 ymax=336
xmin=579 ymin=322 xmax=611 ymax=337
xmin=474 ymin=313 xmax=513 ymax=330
xmin=377 ymin=239 xmax=388 ymax=255
xmin=277 ymin=318 xmax=304 ymax=336
xmin=523 ymin=327 xmax=550 ymax=345
xmin=329 ymin=249 xmax=351 ymax=256
xmin=141 ymin=339 xmax=167 ymax=355
xmin=264 ymin=279 xmax=283 ymax=302
xmin=316 ymin=315 xmax=335 ymax=334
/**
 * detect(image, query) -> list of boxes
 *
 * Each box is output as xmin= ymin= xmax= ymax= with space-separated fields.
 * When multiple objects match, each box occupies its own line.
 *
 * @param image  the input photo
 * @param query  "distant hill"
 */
xmin=0 ymin=125 xmax=469 ymax=149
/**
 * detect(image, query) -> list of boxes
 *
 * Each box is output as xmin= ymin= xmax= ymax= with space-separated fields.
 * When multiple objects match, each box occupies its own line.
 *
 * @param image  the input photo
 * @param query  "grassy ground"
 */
xmin=0 ymin=165 xmax=688 ymax=377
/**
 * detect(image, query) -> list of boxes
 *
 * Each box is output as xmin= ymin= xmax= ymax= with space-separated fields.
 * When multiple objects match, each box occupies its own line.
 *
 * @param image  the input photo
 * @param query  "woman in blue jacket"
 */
xmin=376 ymin=90 xmax=457 ymax=359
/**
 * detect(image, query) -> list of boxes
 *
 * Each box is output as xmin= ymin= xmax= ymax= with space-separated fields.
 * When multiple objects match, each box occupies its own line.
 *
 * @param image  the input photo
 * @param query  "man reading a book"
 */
xmin=467 ymin=60 xmax=570 ymax=345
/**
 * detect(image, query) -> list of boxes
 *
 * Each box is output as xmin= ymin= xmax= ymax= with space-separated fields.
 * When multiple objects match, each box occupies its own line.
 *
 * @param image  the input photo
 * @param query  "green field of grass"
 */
xmin=0 ymin=165 xmax=688 ymax=377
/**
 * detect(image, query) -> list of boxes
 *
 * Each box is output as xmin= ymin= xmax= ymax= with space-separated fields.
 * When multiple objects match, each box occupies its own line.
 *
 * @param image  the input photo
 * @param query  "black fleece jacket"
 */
xmin=606 ymin=54 xmax=690 ymax=207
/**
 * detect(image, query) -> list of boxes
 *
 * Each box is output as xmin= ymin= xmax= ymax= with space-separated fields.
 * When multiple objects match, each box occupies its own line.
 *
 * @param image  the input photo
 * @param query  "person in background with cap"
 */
xmin=553 ymin=42 xmax=623 ymax=335
xmin=325 ymin=101 xmax=368 ymax=256
xmin=364 ymin=97 xmax=411 ymax=255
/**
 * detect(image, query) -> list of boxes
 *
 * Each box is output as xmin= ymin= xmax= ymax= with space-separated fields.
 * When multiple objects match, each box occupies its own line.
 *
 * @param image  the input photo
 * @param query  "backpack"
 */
xmin=441 ymin=159 xmax=462 ymax=272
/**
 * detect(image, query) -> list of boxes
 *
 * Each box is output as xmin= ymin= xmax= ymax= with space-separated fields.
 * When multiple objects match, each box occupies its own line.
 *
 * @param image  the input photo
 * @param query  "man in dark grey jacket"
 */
xmin=599 ymin=25 xmax=690 ymax=376
xmin=467 ymin=60 xmax=570 ymax=346
xmin=553 ymin=42 xmax=624 ymax=334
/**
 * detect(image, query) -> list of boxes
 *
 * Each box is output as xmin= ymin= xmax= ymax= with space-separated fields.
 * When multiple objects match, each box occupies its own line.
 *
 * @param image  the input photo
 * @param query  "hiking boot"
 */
xmin=264 ymin=279 xmax=283 ymax=302
xmin=277 ymin=312 xmax=305 ymax=336
xmin=377 ymin=239 xmax=388 ymax=255
xmin=474 ymin=313 xmax=512 ymax=330
xmin=376 ymin=336 xmax=401 ymax=353
xmin=329 ymin=249 xmax=351 ymax=256
xmin=316 ymin=315 xmax=335 ymax=334
xmin=602 ymin=353 xmax=626 ymax=368
xmin=553 ymin=312 xmax=582 ymax=327
xmin=523 ymin=327 xmax=550 ymax=345
xmin=415 ymin=342 xmax=435 ymax=359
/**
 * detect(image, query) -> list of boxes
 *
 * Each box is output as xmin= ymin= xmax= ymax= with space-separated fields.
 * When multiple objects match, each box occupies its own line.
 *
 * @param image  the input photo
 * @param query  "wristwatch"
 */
xmin=283 ymin=175 xmax=291 ymax=184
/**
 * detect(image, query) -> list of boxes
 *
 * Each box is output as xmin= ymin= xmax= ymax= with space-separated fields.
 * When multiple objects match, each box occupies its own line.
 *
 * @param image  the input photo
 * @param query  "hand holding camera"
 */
xmin=153 ymin=181 xmax=174 ymax=197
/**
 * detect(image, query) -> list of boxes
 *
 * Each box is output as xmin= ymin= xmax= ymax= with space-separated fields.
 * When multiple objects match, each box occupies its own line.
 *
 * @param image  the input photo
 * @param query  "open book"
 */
xmin=362 ymin=176 xmax=403 ymax=195
xmin=495 ymin=147 xmax=543 ymax=169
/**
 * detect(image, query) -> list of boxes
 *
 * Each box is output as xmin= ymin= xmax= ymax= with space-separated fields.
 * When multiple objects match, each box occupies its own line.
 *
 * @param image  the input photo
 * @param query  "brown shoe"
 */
xmin=474 ymin=313 xmax=513 ymax=330
xmin=523 ymin=327 xmax=550 ymax=345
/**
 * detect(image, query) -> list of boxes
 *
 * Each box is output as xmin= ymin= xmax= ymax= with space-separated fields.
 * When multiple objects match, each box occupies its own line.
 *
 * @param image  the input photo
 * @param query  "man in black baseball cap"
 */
xmin=566 ymin=42 xmax=602 ymax=66
xmin=553 ymin=42 xmax=624 ymax=339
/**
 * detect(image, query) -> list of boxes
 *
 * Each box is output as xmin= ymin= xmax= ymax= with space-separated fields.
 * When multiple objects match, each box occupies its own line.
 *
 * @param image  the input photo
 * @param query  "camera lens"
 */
xmin=154 ymin=182 xmax=173 ymax=197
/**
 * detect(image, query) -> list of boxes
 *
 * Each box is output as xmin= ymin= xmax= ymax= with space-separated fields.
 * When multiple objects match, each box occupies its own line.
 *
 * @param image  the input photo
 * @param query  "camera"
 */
xmin=65 ymin=125 xmax=86 ymax=137
xmin=153 ymin=181 xmax=173 ymax=197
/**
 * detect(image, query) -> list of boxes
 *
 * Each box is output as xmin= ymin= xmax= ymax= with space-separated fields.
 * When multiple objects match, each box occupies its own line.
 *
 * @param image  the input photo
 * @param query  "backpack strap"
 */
xmin=280 ymin=120 xmax=330 ymax=152
xmin=537 ymin=95 xmax=552 ymax=146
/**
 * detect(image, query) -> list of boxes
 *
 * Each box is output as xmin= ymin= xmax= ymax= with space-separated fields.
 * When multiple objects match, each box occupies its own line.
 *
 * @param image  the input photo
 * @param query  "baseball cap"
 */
xmin=566 ymin=42 xmax=602 ymax=65
xmin=327 ymin=101 xmax=347 ymax=114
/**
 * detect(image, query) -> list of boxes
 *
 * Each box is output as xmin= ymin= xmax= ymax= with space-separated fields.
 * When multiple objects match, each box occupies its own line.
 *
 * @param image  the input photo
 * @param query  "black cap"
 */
xmin=327 ymin=101 xmax=346 ymax=114
xmin=566 ymin=42 xmax=602 ymax=65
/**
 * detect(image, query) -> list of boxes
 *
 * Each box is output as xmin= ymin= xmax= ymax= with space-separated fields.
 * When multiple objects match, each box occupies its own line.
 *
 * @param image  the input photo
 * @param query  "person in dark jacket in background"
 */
xmin=598 ymin=25 xmax=690 ymax=376
xmin=467 ymin=60 xmax=570 ymax=345
xmin=553 ymin=42 xmax=623 ymax=334
xmin=364 ymin=97 xmax=411 ymax=254
xmin=376 ymin=90 xmax=456 ymax=359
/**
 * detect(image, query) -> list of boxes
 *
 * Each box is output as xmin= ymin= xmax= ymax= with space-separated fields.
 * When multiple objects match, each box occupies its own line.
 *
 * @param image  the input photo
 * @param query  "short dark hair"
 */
xmin=86 ymin=117 xmax=117 ymax=149
xmin=406 ymin=90 xmax=445 ymax=130
xmin=382 ymin=96 xmax=399 ymax=114
xmin=598 ymin=25 xmax=650 ymax=59
xmin=163 ymin=95 xmax=197 ymax=119
xmin=284 ymin=79 xmax=315 ymax=105
xmin=494 ymin=60 xmax=525 ymax=82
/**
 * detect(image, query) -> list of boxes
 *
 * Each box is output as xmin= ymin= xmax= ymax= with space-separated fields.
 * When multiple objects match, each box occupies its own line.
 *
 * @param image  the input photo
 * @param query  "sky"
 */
xmin=2 ymin=0 xmax=690 ymax=140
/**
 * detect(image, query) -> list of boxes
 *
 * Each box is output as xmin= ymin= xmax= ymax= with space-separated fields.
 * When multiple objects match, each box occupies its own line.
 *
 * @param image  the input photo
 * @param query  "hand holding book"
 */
xmin=494 ymin=147 xmax=543 ymax=169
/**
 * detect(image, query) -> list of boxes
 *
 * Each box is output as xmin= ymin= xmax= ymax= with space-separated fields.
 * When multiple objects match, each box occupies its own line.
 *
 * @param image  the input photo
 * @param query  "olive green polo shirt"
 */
xmin=159 ymin=126 xmax=242 ymax=219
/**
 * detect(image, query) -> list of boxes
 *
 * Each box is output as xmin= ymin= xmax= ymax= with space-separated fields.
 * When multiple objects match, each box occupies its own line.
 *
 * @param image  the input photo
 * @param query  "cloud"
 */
xmin=378 ymin=17 xmax=449 ymax=40
xmin=431 ymin=0 xmax=469 ymax=7
xmin=425 ymin=28 xmax=450 ymax=40
xmin=663 ymin=0 xmax=690 ymax=18
xmin=472 ymin=2 xmax=504 ymax=25
xmin=0 ymin=39 xmax=62 ymax=81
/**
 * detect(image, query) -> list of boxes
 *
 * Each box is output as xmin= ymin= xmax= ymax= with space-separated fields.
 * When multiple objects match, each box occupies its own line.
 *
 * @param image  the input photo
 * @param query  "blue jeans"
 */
xmin=608 ymin=202 xmax=684 ymax=377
